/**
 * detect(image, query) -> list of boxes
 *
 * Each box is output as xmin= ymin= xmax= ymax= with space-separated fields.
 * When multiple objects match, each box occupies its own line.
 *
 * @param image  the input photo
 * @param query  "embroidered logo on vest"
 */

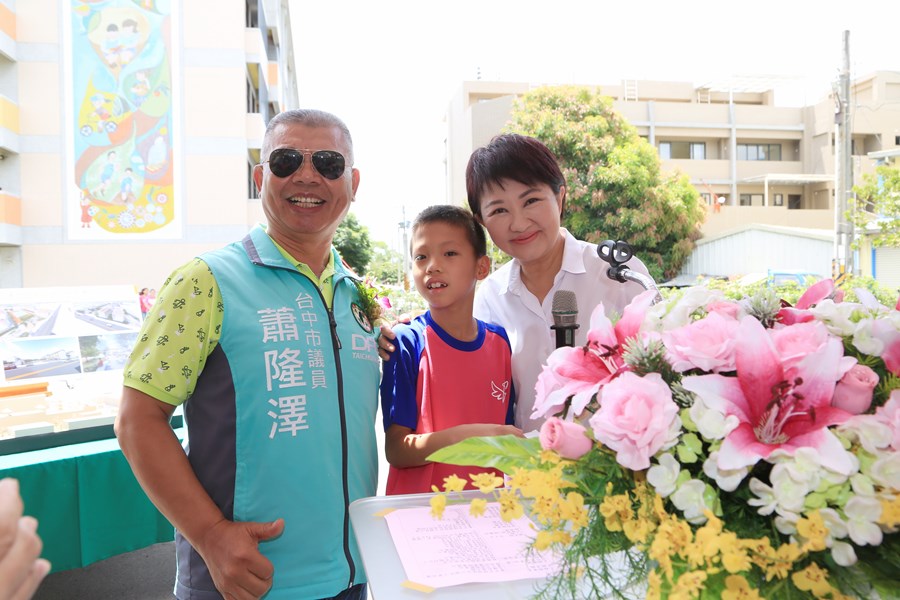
xmin=351 ymin=302 xmax=373 ymax=333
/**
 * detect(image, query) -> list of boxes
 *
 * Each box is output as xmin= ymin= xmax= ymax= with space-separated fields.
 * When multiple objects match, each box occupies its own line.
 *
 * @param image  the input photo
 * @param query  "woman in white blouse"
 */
xmin=463 ymin=134 xmax=650 ymax=432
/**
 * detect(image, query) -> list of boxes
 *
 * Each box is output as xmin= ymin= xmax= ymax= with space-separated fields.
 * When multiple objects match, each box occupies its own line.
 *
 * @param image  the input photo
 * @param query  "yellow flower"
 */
xmin=741 ymin=537 xmax=775 ymax=571
xmin=791 ymin=563 xmax=833 ymax=598
xmin=878 ymin=495 xmax=900 ymax=528
xmin=623 ymin=518 xmax=654 ymax=544
xmin=796 ymin=510 xmax=829 ymax=552
xmin=539 ymin=448 xmax=562 ymax=464
xmin=469 ymin=472 xmax=504 ymax=493
xmin=722 ymin=574 xmax=762 ymax=600
xmin=497 ymin=488 xmax=524 ymax=522
xmin=670 ymin=569 xmax=708 ymax=600
xmin=721 ymin=545 xmax=752 ymax=574
xmin=534 ymin=529 xmax=554 ymax=551
xmin=442 ymin=474 xmax=467 ymax=493
xmin=430 ymin=493 xmax=447 ymax=519
xmin=559 ymin=492 xmax=589 ymax=529
xmin=765 ymin=543 xmax=802 ymax=581
xmin=599 ymin=493 xmax=633 ymax=532
xmin=646 ymin=570 xmax=663 ymax=600
xmin=469 ymin=497 xmax=488 ymax=517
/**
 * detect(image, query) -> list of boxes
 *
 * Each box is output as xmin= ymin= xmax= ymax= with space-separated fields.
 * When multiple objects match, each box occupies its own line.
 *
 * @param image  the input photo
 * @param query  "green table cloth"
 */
xmin=0 ymin=431 xmax=181 ymax=573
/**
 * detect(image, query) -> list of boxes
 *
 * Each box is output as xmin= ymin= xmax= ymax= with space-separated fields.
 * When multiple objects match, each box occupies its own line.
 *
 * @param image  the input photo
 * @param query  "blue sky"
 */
xmin=290 ymin=0 xmax=898 ymax=248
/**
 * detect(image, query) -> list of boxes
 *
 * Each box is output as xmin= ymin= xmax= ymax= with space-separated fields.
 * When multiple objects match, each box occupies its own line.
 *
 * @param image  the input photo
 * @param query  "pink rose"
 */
xmin=705 ymin=300 xmax=740 ymax=320
xmin=588 ymin=372 xmax=679 ymax=471
xmin=663 ymin=312 xmax=739 ymax=373
xmin=539 ymin=417 xmax=593 ymax=460
xmin=769 ymin=321 xmax=831 ymax=370
xmin=832 ymin=364 xmax=879 ymax=414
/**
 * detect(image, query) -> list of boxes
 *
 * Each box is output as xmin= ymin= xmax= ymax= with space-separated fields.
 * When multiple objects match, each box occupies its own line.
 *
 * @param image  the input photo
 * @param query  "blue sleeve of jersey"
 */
xmin=379 ymin=320 xmax=426 ymax=432
xmin=482 ymin=320 xmax=517 ymax=426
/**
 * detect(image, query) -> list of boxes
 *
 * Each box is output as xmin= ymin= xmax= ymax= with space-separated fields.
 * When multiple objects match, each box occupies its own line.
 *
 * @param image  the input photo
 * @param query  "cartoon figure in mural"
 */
xmin=119 ymin=19 xmax=140 ymax=66
xmin=117 ymin=167 xmax=136 ymax=205
xmin=101 ymin=23 xmax=121 ymax=69
xmin=130 ymin=71 xmax=151 ymax=108
xmin=79 ymin=190 xmax=94 ymax=228
xmin=94 ymin=150 xmax=118 ymax=199
xmin=145 ymin=136 xmax=167 ymax=173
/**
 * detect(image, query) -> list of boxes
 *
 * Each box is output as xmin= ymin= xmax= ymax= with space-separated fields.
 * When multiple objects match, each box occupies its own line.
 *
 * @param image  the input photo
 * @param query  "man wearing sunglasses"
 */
xmin=117 ymin=109 xmax=379 ymax=600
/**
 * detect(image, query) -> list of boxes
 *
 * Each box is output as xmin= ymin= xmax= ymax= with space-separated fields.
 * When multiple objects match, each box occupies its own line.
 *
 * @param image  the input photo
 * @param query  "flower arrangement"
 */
xmin=429 ymin=279 xmax=900 ymax=599
xmin=353 ymin=277 xmax=395 ymax=328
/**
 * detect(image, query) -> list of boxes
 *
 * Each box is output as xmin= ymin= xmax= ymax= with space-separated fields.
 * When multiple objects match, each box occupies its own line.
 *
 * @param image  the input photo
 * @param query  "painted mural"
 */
xmin=69 ymin=0 xmax=176 ymax=237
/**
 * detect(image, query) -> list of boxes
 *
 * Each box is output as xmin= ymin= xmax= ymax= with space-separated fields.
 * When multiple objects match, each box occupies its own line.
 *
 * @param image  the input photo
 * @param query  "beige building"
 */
xmin=0 ymin=0 xmax=298 ymax=290
xmin=445 ymin=73 xmax=900 ymax=287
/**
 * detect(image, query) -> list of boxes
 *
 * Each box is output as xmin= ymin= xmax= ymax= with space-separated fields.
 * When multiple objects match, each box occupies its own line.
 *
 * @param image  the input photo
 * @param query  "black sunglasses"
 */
xmin=263 ymin=148 xmax=348 ymax=180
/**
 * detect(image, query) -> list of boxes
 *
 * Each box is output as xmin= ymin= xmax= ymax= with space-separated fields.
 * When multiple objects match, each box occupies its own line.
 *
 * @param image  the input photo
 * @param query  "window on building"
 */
xmin=895 ymin=135 xmax=900 ymax=145
xmin=245 ymin=0 xmax=258 ymax=27
xmin=737 ymin=144 xmax=782 ymax=161
xmin=739 ymin=194 xmax=764 ymax=206
xmin=700 ymin=193 xmax=711 ymax=205
xmin=246 ymin=70 xmax=259 ymax=113
xmin=774 ymin=194 xmax=784 ymax=206
xmin=659 ymin=141 xmax=706 ymax=159
xmin=248 ymin=160 xmax=259 ymax=200
xmin=788 ymin=194 xmax=801 ymax=209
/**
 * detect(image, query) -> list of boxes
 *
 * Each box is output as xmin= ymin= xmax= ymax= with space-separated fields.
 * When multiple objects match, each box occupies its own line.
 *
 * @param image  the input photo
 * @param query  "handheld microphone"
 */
xmin=551 ymin=290 xmax=579 ymax=348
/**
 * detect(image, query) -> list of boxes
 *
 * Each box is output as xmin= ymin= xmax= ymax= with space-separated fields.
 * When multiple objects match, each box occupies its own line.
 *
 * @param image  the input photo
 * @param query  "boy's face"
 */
xmin=411 ymin=221 xmax=489 ymax=311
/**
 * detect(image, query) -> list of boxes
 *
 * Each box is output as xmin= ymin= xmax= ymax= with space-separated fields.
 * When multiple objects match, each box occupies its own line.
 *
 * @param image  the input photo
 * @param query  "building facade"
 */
xmin=0 ymin=0 xmax=298 ymax=290
xmin=445 ymin=74 xmax=900 ymax=286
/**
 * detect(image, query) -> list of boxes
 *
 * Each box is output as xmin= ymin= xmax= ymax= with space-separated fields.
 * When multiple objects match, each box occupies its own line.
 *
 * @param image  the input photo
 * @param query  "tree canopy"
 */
xmin=333 ymin=212 xmax=373 ymax=275
xmin=506 ymin=85 xmax=705 ymax=281
xmin=850 ymin=163 xmax=900 ymax=248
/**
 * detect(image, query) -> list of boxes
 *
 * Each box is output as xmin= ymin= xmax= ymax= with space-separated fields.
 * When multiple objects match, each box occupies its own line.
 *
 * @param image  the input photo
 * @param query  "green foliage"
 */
xmin=333 ymin=212 xmax=373 ymax=274
xmin=428 ymin=435 xmax=542 ymax=474
xmin=506 ymin=85 xmax=705 ymax=281
xmin=850 ymin=163 xmax=900 ymax=248
xmin=366 ymin=241 xmax=403 ymax=285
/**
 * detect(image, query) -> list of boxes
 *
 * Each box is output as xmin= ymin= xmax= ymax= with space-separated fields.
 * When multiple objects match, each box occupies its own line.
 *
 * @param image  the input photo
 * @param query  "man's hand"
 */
xmin=378 ymin=313 xmax=416 ymax=361
xmin=198 ymin=518 xmax=285 ymax=600
xmin=0 ymin=479 xmax=50 ymax=600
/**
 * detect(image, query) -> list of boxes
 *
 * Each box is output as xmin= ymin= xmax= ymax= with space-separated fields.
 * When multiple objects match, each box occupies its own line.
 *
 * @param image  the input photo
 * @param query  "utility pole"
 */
xmin=834 ymin=30 xmax=855 ymax=279
xmin=397 ymin=206 xmax=410 ymax=290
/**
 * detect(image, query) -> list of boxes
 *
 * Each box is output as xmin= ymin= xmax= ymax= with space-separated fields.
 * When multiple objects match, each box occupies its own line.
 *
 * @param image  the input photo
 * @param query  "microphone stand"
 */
xmin=597 ymin=240 xmax=664 ymax=304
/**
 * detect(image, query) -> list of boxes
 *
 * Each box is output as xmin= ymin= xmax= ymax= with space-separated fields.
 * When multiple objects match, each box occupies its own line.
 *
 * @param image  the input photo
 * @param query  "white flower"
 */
xmin=830 ymin=540 xmax=858 ymax=566
xmin=769 ymin=447 xmax=823 ymax=489
xmin=844 ymin=496 xmax=883 ymax=546
xmin=775 ymin=512 xmax=800 ymax=535
xmin=689 ymin=396 xmax=739 ymax=441
xmin=868 ymin=453 xmax=900 ymax=489
xmin=650 ymin=286 xmax=723 ymax=331
xmin=703 ymin=451 xmax=748 ymax=492
xmin=747 ymin=478 xmax=777 ymax=516
xmin=850 ymin=473 xmax=876 ymax=497
xmin=647 ymin=453 xmax=680 ymax=497
xmin=809 ymin=299 xmax=861 ymax=337
xmin=770 ymin=464 xmax=813 ymax=514
xmin=671 ymin=479 xmax=710 ymax=524
xmin=839 ymin=415 xmax=894 ymax=454
xmin=818 ymin=507 xmax=849 ymax=540
xmin=851 ymin=319 xmax=885 ymax=356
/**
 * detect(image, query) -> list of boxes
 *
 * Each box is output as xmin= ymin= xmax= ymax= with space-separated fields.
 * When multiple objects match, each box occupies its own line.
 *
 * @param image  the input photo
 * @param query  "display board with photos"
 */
xmin=0 ymin=285 xmax=142 ymax=442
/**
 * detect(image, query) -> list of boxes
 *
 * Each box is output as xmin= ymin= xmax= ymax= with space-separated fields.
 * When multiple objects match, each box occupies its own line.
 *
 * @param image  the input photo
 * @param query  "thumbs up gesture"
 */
xmin=197 ymin=517 xmax=285 ymax=600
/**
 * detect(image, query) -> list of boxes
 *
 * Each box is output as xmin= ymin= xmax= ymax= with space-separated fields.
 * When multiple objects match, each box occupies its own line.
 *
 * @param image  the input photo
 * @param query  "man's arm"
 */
xmin=115 ymin=387 xmax=283 ymax=600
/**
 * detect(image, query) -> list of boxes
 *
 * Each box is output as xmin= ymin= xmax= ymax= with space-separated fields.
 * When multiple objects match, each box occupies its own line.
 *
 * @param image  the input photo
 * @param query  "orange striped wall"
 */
xmin=0 ymin=192 xmax=22 ymax=226
xmin=0 ymin=4 xmax=15 ymax=40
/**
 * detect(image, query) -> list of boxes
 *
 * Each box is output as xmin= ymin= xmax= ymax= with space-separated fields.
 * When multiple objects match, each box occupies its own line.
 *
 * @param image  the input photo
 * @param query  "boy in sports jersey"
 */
xmin=380 ymin=205 xmax=524 ymax=495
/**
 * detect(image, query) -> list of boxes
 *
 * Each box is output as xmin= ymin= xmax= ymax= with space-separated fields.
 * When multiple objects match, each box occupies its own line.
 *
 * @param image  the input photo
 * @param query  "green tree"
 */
xmin=367 ymin=241 xmax=403 ymax=285
xmin=506 ymin=85 xmax=705 ymax=281
xmin=333 ymin=212 xmax=373 ymax=275
xmin=850 ymin=163 xmax=900 ymax=248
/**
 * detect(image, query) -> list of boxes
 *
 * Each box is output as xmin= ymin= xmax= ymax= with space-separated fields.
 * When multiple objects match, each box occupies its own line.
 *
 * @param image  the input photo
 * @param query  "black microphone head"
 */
xmin=551 ymin=290 xmax=578 ymax=326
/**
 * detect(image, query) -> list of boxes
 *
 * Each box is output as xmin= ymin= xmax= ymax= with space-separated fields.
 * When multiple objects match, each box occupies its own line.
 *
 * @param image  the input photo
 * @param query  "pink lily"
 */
xmin=531 ymin=290 xmax=657 ymax=420
xmin=681 ymin=316 xmax=855 ymax=474
xmin=778 ymin=278 xmax=840 ymax=325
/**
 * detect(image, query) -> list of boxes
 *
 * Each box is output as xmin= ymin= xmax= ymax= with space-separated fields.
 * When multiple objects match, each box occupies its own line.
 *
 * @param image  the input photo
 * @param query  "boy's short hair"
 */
xmin=411 ymin=205 xmax=487 ymax=258
xmin=465 ymin=133 xmax=565 ymax=218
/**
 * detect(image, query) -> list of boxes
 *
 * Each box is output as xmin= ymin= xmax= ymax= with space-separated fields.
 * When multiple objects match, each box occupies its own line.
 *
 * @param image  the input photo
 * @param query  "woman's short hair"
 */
xmin=465 ymin=133 xmax=565 ymax=217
